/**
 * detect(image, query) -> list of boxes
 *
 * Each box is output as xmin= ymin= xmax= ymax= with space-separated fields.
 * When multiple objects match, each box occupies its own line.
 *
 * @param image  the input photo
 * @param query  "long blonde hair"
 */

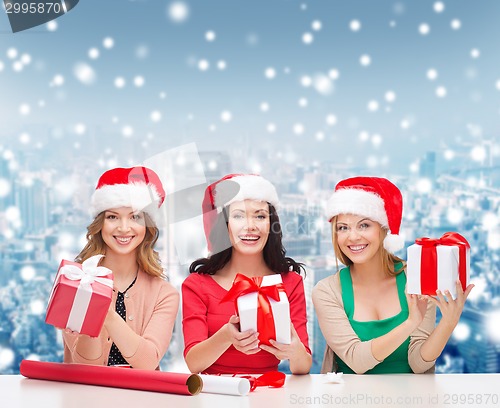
xmin=330 ymin=215 xmax=405 ymax=276
xmin=76 ymin=212 xmax=164 ymax=278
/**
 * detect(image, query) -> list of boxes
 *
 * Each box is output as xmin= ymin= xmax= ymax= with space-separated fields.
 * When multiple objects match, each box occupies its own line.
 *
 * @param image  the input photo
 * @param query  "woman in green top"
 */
xmin=312 ymin=176 xmax=474 ymax=374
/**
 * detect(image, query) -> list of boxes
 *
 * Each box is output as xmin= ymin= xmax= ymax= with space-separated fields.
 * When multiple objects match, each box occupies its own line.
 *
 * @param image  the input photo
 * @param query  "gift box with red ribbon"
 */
xmin=407 ymin=232 xmax=470 ymax=299
xmin=45 ymin=255 xmax=114 ymax=337
xmin=221 ymin=274 xmax=291 ymax=346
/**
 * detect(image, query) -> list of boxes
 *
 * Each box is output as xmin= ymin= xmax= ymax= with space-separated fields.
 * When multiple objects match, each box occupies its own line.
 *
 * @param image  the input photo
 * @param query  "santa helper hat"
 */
xmin=89 ymin=166 xmax=166 ymax=225
xmin=325 ymin=176 xmax=405 ymax=253
xmin=202 ymin=174 xmax=279 ymax=253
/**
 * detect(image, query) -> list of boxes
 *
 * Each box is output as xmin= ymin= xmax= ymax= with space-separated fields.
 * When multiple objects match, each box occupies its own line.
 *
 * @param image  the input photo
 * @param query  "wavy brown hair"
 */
xmin=330 ymin=215 xmax=405 ymax=276
xmin=76 ymin=212 xmax=164 ymax=278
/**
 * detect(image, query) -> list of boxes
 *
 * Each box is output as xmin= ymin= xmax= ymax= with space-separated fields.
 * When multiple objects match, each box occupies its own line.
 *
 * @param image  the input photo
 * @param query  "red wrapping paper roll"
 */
xmin=20 ymin=360 xmax=202 ymax=396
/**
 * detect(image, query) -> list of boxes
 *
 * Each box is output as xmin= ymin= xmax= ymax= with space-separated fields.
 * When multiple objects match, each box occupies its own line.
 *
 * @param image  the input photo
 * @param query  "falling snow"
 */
xmin=360 ymin=54 xmax=371 ymax=66
xmin=302 ymin=32 xmax=314 ymax=44
xmin=168 ymin=2 xmax=190 ymax=23
xmin=350 ymin=20 xmax=361 ymax=31
xmin=205 ymin=31 xmax=216 ymax=42
xmin=265 ymin=67 xmax=276 ymax=79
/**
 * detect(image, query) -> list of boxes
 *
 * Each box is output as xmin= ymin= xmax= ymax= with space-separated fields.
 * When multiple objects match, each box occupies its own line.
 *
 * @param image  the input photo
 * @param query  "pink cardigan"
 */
xmin=63 ymin=269 xmax=179 ymax=369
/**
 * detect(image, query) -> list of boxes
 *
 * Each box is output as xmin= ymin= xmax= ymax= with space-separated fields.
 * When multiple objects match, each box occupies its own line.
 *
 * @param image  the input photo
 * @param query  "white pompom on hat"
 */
xmin=89 ymin=166 xmax=165 ymax=225
xmin=325 ymin=176 xmax=405 ymax=253
xmin=202 ymin=174 xmax=279 ymax=252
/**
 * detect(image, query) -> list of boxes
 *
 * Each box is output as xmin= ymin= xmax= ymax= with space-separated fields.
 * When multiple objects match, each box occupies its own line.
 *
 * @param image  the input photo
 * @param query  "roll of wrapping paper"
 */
xmin=19 ymin=360 xmax=202 ymax=396
xmin=199 ymin=374 xmax=251 ymax=396
xmin=200 ymin=371 xmax=286 ymax=396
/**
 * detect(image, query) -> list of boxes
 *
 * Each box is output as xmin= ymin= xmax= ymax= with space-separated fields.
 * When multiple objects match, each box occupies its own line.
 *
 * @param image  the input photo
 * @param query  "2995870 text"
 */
xmin=4 ymin=2 xmax=63 ymax=14
xmin=443 ymin=393 xmax=499 ymax=405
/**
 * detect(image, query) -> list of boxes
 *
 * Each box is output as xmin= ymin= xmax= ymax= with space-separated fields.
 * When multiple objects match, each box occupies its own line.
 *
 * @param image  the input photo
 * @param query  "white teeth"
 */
xmin=350 ymin=245 xmax=366 ymax=251
xmin=240 ymin=236 xmax=259 ymax=241
xmin=116 ymin=237 xmax=132 ymax=243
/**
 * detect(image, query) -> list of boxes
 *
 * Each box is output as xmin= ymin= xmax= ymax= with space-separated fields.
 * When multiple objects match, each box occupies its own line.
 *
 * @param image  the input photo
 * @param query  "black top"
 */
xmin=107 ymin=276 xmax=137 ymax=366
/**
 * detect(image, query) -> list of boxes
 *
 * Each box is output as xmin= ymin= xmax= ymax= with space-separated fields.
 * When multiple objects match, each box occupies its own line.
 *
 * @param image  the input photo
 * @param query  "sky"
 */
xmin=0 ymin=0 xmax=499 ymax=174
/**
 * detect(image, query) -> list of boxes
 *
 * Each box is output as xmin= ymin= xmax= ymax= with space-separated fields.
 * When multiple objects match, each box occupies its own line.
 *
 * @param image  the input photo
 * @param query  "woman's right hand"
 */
xmin=224 ymin=315 xmax=260 ymax=354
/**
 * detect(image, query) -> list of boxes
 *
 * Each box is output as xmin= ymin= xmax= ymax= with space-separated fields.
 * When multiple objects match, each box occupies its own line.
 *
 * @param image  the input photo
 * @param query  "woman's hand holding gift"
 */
xmin=427 ymin=281 xmax=474 ymax=330
xmin=224 ymin=315 xmax=260 ymax=355
xmin=259 ymin=324 xmax=305 ymax=361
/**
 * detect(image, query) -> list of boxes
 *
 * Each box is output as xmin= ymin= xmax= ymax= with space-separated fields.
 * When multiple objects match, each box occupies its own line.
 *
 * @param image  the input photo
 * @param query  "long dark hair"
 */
xmin=189 ymin=204 xmax=304 ymax=275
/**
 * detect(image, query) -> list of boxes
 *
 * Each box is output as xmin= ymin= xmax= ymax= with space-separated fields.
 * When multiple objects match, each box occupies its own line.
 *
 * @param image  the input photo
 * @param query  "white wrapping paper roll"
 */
xmin=200 ymin=375 xmax=251 ymax=396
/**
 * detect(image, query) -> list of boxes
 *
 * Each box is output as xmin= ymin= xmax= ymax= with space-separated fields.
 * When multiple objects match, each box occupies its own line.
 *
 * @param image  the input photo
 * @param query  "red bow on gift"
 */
xmin=415 ymin=232 xmax=470 ymax=294
xmin=238 ymin=371 xmax=286 ymax=391
xmin=221 ymin=273 xmax=284 ymax=346
xmin=212 ymin=371 xmax=286 ymax=391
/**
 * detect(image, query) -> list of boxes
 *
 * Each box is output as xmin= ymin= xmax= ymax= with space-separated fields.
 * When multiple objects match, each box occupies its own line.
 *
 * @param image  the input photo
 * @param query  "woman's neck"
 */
xmin=101 ymin=251 xmax=139 ymax=288
xmin=350 ymin=254 xmax=388 ymax=284
xmin=222 ymin=251 xmax=272 ymax=278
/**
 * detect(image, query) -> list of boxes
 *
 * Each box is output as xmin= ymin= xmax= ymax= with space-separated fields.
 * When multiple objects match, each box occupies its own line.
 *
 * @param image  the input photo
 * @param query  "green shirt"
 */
xmin=335 ymin=265 xmax=412 ymax=374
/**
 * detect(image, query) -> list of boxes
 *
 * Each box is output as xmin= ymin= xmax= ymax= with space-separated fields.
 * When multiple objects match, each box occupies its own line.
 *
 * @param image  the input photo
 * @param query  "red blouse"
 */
xmin=182 ymin=271 xmax=310 ymax=374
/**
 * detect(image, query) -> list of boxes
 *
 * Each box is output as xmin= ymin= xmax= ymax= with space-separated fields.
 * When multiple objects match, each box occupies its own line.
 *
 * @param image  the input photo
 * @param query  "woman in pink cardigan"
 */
xmin=62 ymin=166 xmax=179 ymax=369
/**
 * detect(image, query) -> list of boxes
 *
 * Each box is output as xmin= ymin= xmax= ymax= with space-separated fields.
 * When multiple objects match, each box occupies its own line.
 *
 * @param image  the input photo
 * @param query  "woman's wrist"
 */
xmin=403 ymin=318 xmax=420 ymax=333
xmin=221 ymin=323 xmax=235 ymax=346
xmin=103 ymin=309 xmax=120 ymax=330
xmin=437 ymin=317 xmax=457 ymax=332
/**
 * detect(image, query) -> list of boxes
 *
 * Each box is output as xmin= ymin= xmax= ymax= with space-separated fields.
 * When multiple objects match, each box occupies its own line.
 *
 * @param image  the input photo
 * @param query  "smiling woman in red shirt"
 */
xmin=182 ymin=174 xmax=311 ymax=375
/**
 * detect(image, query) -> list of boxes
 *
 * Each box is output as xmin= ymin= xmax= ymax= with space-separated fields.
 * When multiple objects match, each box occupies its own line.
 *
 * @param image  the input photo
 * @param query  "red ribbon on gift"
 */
xmin=238 ymin=371 xmax=286 ymax=391
xmin=211 ymin=371 xmax=286 ymax=391
xmin=415 ymin=232 xmax=470 ymax=294
xmin=221 ymin=273 xmax=284 ymax=346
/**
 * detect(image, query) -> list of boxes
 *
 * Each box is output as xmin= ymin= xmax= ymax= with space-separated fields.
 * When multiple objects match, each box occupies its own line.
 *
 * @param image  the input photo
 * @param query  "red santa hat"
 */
xmin=90 ymin=166 xmax=165 ymax=225
xmin=202 ymin=174 xmax=279 ymax=253
xmin=325 ymin=176 xmax=404 ymax=253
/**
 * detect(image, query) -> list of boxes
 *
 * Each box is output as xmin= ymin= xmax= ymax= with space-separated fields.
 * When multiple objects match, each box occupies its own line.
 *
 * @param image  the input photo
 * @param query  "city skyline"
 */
xmin=0 ymin=141 xmax=499 ymax=374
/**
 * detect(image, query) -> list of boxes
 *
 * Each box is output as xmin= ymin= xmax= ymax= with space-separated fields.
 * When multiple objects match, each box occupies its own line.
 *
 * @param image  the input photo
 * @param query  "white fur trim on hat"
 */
xmin=325 ymin=188 xmax=389 ymax=228
xmin=383 ymin=233 xmax=405 ymax=253
xmin=90 ymin=182 xmax=162 ymax=223
xmin=214 ymin=175 xmax=279 ymax=211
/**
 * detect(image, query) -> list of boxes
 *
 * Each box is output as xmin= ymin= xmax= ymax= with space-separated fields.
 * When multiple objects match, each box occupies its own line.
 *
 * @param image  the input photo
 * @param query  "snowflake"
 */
xmin=350 ymin=20 xmax=361 ymax=32
xmin=205 ymin=31 xmax=216 ymax=42
xmin=74 ymin=63 xmax=96 ymax=85
xmin=419 ymin=23 xmax=430 ymax=35
xmin=302 ymin=32 xmax=314 ymax=44
xmin=103 ymin=37 xmax=115 ymax=49
xmin=168 ymin=2 xmax=190 ymax=23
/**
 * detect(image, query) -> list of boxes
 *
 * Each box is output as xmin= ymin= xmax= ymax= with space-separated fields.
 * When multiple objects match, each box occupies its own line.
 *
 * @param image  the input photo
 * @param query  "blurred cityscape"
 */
xmin=0 ymin=138 xmax=499 ymax=375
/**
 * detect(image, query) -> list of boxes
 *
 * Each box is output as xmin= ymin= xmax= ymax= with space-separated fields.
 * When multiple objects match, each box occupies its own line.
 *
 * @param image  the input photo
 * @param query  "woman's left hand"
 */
xmin=259 ymin=324 xmax=305 ymax=361
xmin=427 ymin=280 xmax=474 ymax=330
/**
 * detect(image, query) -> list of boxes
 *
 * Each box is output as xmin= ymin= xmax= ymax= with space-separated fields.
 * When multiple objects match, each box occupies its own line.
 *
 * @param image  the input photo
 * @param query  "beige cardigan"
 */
xmin=63 ymin=269 xmax=179 ymax=370
xmin=312 ymin=272 xmax=436 ymax=374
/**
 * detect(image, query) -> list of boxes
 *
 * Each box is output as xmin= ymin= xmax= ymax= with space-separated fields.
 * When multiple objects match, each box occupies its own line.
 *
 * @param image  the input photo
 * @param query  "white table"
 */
xmin=2 ymin=373 xmax=499 ymax=408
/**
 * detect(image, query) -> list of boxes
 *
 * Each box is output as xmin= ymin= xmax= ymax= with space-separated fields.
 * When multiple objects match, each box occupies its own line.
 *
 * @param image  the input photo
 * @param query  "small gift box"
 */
xmin=407 ymin=232 xmax=470 ymax=299
xmin=45 ymin=255 xmax=113 ymax=337
xmin=221 ymin=274 xmax=291 ymax=346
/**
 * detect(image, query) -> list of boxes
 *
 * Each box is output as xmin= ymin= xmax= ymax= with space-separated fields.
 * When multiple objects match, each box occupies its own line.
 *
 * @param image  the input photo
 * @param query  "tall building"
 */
xmin=307 ymin=261 xmax=338 ymax=373
xmin=456 ymin=305 xmax=500 ymax=373
xmin=419 ymin=151 xmax=436 ymax=181
xmin=16 ymin=178 xmax=50 ymax=234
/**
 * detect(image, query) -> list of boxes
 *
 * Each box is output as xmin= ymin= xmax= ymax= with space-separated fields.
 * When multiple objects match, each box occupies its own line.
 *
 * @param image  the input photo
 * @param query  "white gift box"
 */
xmin=237 ymin=274 xmax=291 ymax=345
xmin=407 ymin=243 xmax=470 ymax=299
